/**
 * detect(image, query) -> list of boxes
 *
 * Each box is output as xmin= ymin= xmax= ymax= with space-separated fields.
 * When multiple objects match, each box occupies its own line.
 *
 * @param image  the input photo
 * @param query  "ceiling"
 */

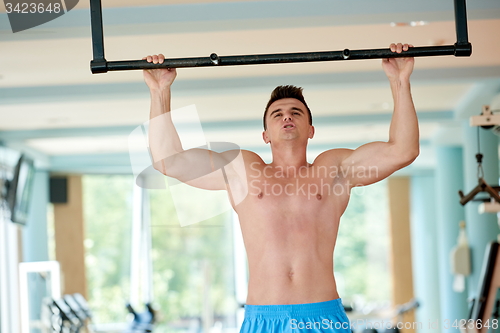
xmin=1 ymin=0 xmax=500 ymax=174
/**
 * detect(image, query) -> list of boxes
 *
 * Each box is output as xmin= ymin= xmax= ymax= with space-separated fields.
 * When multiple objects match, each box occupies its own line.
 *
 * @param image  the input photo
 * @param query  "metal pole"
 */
xmin=89 ymin=0 xmax=107 ymax=73
xmin=454 ymin=0 xmax=470 ymax=45
xmin=453 ymin=0 xmax=472 ymax=56
xmin=94 ymin=45 xmax=458 ymax=73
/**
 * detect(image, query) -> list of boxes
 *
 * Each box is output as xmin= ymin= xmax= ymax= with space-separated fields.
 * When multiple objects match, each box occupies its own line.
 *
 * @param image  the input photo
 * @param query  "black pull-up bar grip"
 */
xmin=89 ymin=0 xmax=472 ymax=74
xmin=91 ymin=45 xmax=468 ymax=74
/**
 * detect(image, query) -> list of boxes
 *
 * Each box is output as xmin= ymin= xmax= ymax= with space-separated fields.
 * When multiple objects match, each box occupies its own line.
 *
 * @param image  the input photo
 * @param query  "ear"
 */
xmin=308 ymin=125 xmax=315 ymax=139
xmin=262 ymin=130 xmax=270 ymax=144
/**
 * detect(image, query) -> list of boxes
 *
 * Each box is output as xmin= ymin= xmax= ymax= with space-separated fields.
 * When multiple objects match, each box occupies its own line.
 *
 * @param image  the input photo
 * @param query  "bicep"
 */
xmin=340 ymin=141 xmax=407 ymax=186
xmin=159 ymin=148 xmax=246 ymax=191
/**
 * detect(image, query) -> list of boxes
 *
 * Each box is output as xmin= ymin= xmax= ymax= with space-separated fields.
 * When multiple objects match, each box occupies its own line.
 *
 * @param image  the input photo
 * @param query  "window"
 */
xmin=83 ymin=175 xmax=134 ymax=324
xmin=148 ymin=185 xmax=237 ymax=332
xmin=335 ymin=180 xmax=391 ymax=309
xmin=83 ymin=175 xmax=238 ymax=331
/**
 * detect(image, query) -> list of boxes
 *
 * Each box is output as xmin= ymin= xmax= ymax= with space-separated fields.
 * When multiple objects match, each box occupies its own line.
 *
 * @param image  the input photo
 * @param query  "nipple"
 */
xmin=316 ymin=193 xmax=322 ymax=200
xmin=258 ymin=192 xmax=263 ymax=199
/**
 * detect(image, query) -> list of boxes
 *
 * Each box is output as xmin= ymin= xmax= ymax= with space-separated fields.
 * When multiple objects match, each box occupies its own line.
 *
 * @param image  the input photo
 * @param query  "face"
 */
xmin=262 ymin=98 xmax=314 ymax=144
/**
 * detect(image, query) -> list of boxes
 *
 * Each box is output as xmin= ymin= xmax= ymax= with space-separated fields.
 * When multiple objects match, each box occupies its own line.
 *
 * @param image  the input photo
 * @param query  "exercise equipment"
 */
xmin=40 ymin=291 xmax=156 ymax=333
xmin=70 ymin=293 xmax=94 ymax=323
xmin=361 ymin=299 xmax=419 ymax=333
xmin=459 ymin=101 xmax=500 ymax=332
xmin=89 ymin=0 xmax=472 ymax=74
xmin=461 ymin=104 xmax=500 ymax=212
xmin=54 ymin=298 xmax=82 ymax=332
xmin=41 ymin=294 xmax=94 ymax=333
xmin=470 ymin=106 xmax=500 ymax=130
xmin=42 ymin=298 xmax=81 ymax=333
xmin=124 ymin=303 xmax=155 ymax=333
xmin=459 ymin=128 xmax=500 ymax=208
xmin=463 ymin=241 xmax=500 ymax=333
xmin=63 ymin=294 xmax=92 ymax=330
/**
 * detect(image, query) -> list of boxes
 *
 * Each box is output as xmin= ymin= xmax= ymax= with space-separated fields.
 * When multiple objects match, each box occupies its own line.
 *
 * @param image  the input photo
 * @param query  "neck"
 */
xmin=270 ymin=141 xmax=309 ymax=169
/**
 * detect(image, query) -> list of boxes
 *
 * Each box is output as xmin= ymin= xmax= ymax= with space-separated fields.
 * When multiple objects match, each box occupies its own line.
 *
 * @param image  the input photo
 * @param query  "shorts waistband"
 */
xmin=244 ymin=298 xmax=345 ymax=318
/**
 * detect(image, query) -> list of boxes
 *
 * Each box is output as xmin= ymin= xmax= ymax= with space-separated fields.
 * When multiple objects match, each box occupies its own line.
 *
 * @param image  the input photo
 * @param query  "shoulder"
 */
xmin=218 ymin=149 xmax=260 ymax=161
xmin=220 ymin=149 xmax=266 ymax=170
xmin=220 ymin=149 xmax=267 ymax=183
xmin=237 ymin=149 xmax=266 ymax=165
xmin=313 ymin=148 xmax=353 ymax=167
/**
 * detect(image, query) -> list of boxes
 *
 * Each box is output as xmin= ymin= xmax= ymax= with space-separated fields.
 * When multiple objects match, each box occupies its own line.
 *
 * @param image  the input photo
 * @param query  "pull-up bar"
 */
xmin=89 ymin=0 xmax=472 ymax=74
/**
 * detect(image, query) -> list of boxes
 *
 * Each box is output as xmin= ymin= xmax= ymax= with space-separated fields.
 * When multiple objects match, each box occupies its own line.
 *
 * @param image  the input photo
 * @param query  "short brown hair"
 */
xmin=263 ymin=85 xmax=312 ymax=130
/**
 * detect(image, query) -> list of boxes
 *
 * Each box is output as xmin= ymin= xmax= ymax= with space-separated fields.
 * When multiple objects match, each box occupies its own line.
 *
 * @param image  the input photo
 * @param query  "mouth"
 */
xmin=282 ymin=124 xmax=295 ymax=129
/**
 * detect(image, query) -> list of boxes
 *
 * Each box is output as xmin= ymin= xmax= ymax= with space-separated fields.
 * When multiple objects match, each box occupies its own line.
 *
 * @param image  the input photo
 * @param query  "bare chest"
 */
xmin=244 ymin=174 xmax=348 ymax=216
xmin=235 ymin=175 xmax=348 ymax=249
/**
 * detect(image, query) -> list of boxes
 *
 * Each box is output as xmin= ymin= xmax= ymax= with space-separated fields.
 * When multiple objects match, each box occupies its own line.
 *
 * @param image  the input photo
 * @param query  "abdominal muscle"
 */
xmin=245 ymin=249 xmax=340 ymax=305
xmin=237 ymin=208 xmax=343 ymax=305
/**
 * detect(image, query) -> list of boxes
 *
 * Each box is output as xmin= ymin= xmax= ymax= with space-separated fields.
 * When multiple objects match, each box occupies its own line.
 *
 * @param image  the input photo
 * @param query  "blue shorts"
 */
xmin=240 ymin=298 xmax=351 ymax=332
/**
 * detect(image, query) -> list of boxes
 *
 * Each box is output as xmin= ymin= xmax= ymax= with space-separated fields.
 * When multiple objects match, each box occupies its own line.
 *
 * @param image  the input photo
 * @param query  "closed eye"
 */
xmin=274 ymin=113 xmax=282 ymax=118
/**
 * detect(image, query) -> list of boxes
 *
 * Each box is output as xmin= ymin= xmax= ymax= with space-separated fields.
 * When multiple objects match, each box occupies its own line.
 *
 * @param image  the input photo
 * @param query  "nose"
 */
xmin=283 ymin=115 xmax=292 ymax=122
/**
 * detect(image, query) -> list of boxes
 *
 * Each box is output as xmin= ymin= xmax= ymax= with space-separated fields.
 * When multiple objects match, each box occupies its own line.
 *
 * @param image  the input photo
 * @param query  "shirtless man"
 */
xmin=143 ymin=43 xmax=419 ymax=332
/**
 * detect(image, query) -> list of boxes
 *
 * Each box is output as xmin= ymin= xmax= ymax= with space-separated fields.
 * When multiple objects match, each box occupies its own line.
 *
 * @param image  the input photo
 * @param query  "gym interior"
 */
xmin=1 ymin=0 xmax=500 ymax=332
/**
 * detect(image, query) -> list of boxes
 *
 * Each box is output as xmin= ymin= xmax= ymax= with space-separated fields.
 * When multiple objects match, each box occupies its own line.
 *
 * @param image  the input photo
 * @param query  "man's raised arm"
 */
xmin=337 ymin=43 xmax=420 ymax=187
xmin=144 ymin=54 xmax=239 ymax=191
